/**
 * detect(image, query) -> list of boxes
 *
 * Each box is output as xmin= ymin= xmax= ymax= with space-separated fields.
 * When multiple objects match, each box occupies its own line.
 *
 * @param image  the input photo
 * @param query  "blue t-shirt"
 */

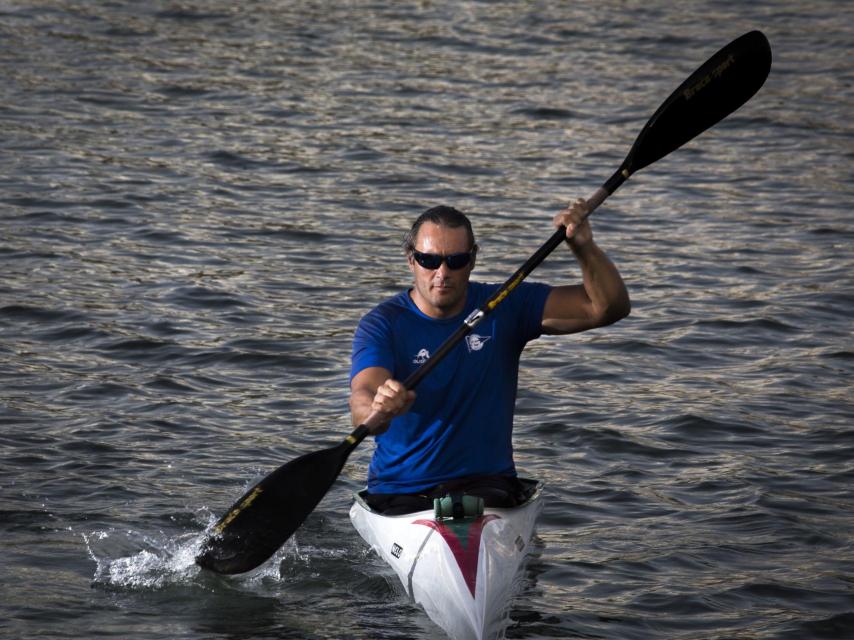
xmin=350 ymin=281 xmax=551 ymax=494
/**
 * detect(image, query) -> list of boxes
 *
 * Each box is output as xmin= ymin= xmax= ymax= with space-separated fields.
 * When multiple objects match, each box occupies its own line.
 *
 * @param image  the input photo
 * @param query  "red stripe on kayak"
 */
xmin=413 ymin=515 xmax=499 ymax=597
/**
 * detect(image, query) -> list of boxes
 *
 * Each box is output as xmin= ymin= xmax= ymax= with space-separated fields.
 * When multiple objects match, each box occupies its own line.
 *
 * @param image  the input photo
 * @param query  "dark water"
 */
xmin=2 ymin=1 xmax=852 ymax=638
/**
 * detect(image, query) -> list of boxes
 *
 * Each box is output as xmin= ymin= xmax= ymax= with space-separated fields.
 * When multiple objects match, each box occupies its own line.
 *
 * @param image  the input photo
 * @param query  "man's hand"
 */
xmin=366 ymin=379 xmax=415 ymax=434
xmin=553 ymin=198 xmax=592 ymax=250
xmin=372 ymin=378 xmax=413 ymax=414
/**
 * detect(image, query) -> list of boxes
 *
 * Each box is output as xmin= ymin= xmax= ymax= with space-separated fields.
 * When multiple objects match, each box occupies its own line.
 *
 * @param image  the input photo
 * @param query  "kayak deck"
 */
xmin=350 ymin=479 xmax=543 ymax=640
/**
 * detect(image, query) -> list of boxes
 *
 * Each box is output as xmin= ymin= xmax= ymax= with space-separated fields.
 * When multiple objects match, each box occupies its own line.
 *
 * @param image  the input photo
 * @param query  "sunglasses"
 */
xmin=411 ymin=249 xmax=475 ymax=270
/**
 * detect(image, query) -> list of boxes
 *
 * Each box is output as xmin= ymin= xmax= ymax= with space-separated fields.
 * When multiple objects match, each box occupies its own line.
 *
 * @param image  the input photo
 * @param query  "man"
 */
xmin=349 ymin=199 xmax=629 ymax=512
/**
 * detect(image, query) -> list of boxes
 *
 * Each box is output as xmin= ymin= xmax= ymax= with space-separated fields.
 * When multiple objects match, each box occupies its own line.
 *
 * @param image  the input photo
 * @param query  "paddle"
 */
xmin=196 ymin=30 xmax=771 ymax=575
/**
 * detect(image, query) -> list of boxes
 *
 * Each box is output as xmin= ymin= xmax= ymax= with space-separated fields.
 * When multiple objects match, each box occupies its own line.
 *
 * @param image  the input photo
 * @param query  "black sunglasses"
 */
xmin=411 ymin=248 xmax=475 ymax=270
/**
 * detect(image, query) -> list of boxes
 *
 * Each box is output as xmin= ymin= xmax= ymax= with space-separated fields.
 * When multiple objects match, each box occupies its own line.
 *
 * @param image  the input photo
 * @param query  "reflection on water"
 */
xmin=1 ymin=1 xmax=852 ymax=639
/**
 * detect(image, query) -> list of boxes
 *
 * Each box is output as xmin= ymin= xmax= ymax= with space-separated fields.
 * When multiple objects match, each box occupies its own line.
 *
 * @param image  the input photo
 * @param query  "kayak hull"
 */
xmin=350 ymin=479 xmax=543 ymax=640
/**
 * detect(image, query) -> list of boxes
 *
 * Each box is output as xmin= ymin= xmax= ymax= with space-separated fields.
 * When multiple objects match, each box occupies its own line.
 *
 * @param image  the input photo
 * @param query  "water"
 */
xmin=1 ymin=1 xmax=852 ymax=638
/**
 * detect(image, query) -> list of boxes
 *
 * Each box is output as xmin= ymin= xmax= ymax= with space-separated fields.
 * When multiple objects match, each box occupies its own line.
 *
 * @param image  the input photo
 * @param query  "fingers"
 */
xmin=554 ymin=197 xmax=592 ymax=245
xmin=371 ymin=378 xmax=415 ymax=419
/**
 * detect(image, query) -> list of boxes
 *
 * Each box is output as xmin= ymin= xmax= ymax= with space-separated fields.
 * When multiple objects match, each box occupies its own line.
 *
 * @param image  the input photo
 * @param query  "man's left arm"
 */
xmin=541 ymin=198 xmax=631 ymax=335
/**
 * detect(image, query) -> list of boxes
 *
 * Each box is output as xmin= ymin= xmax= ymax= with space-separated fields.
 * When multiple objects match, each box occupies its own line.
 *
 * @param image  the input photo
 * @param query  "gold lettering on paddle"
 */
xmin=487 ymin=273 xmax=525 ymax=310
xmin=214 ymin=486 xmax=263 ymax=534
xmin=683 ymin=54 xmax=736 ymax=100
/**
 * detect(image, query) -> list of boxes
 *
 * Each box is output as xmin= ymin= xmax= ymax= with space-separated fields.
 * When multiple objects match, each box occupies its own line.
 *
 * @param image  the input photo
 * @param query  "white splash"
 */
xmin=83 ymin=527 xmax=205 ymax=589
xmin=82 ymin=513 xmax=303 ymax=590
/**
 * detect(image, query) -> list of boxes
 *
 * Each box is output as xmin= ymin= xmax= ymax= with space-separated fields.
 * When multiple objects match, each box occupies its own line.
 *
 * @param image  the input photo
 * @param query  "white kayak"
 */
xmin=349 ymin=479 xmax=544 ymax=640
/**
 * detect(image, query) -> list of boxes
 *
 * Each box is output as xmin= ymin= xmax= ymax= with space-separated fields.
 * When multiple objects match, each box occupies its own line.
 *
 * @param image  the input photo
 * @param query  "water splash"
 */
xmin=82 ymin=514 xmax=303 ymax=590
xmin=83 ymin=527 xmax=205 ymax=589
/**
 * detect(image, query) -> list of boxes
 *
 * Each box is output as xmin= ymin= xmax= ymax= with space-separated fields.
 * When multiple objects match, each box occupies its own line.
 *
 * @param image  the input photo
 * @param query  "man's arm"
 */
xmin=349 ymin=366 xmax=416 ymax=434
xmin=541 ymin=199 xmax=631 ymax=335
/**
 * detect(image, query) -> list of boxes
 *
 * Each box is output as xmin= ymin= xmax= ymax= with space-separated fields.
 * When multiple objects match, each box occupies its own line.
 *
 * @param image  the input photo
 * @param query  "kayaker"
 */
xmin=349 ymin=199 xmax=630 ymax=513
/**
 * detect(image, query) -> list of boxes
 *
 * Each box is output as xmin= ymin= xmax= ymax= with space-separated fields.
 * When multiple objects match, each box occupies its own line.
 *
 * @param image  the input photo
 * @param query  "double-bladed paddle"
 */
xmin=196 ymin=30 xmax=771 ymax=574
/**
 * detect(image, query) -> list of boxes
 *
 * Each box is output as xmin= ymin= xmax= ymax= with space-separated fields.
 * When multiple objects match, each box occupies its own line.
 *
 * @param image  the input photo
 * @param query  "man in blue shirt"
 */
xmin=349 ymin=200 xmax=630 ymax=511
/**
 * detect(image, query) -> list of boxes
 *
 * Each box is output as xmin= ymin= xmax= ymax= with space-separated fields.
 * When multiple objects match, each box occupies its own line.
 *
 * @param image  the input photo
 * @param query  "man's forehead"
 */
xmin=413 ymin=222 xmax=469 ymax=245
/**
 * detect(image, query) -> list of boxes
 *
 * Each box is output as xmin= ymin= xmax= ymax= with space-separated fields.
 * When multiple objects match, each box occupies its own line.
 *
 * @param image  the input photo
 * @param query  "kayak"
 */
xmin=349 ymin=479 xmax=544 ymax=640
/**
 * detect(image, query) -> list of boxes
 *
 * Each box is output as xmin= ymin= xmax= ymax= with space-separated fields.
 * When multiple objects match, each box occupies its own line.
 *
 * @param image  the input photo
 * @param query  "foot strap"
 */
xmin=433 ymin=492 xmax=485 ymax=520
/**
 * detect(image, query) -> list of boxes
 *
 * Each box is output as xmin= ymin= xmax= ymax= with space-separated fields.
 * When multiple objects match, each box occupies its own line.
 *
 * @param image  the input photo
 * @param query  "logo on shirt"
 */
xmin=413 ymin=348 xmax=430 ymax=364
xmin=465 ymin=334 xmax=491 ymax=352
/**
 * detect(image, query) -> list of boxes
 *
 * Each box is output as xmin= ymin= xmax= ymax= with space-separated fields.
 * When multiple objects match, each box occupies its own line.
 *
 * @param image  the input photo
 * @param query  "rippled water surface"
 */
xmin=2 ymin=1 xmax=852 ymax=638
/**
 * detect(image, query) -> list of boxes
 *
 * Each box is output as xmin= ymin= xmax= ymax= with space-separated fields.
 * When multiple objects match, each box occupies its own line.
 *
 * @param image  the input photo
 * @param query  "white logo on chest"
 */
xmin=465 ymin=334 xmax=491 ymax=352
xmin=413 ymin=348 xmax=431 ymax=364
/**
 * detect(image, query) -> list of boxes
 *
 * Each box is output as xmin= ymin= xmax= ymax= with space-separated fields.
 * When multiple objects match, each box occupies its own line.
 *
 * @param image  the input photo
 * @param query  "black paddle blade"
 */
xmin=623 ymin=30 xmax=772 ymax=177
xmin=195 ymin=440 xmax=353 ymax=575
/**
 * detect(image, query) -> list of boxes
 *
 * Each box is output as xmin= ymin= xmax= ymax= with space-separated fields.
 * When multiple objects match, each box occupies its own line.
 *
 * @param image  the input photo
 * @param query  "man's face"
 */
xmin=408 ymin=222 xmax=475 ymax=319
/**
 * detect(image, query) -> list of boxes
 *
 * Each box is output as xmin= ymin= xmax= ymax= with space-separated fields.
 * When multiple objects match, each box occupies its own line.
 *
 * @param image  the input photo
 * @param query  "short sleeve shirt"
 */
xmin=350 ymin=281 xmax=551 ymax=494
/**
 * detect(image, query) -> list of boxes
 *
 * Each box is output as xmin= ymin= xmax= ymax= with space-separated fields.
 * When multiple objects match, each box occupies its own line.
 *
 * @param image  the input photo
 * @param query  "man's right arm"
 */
xmin=349 ymin=367 xmax=416 ymax=434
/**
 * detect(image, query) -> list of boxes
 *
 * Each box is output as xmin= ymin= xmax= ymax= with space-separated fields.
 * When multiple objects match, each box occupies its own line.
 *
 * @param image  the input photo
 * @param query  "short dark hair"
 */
xmin=403 ymin=205 xmax=477 ymax=253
